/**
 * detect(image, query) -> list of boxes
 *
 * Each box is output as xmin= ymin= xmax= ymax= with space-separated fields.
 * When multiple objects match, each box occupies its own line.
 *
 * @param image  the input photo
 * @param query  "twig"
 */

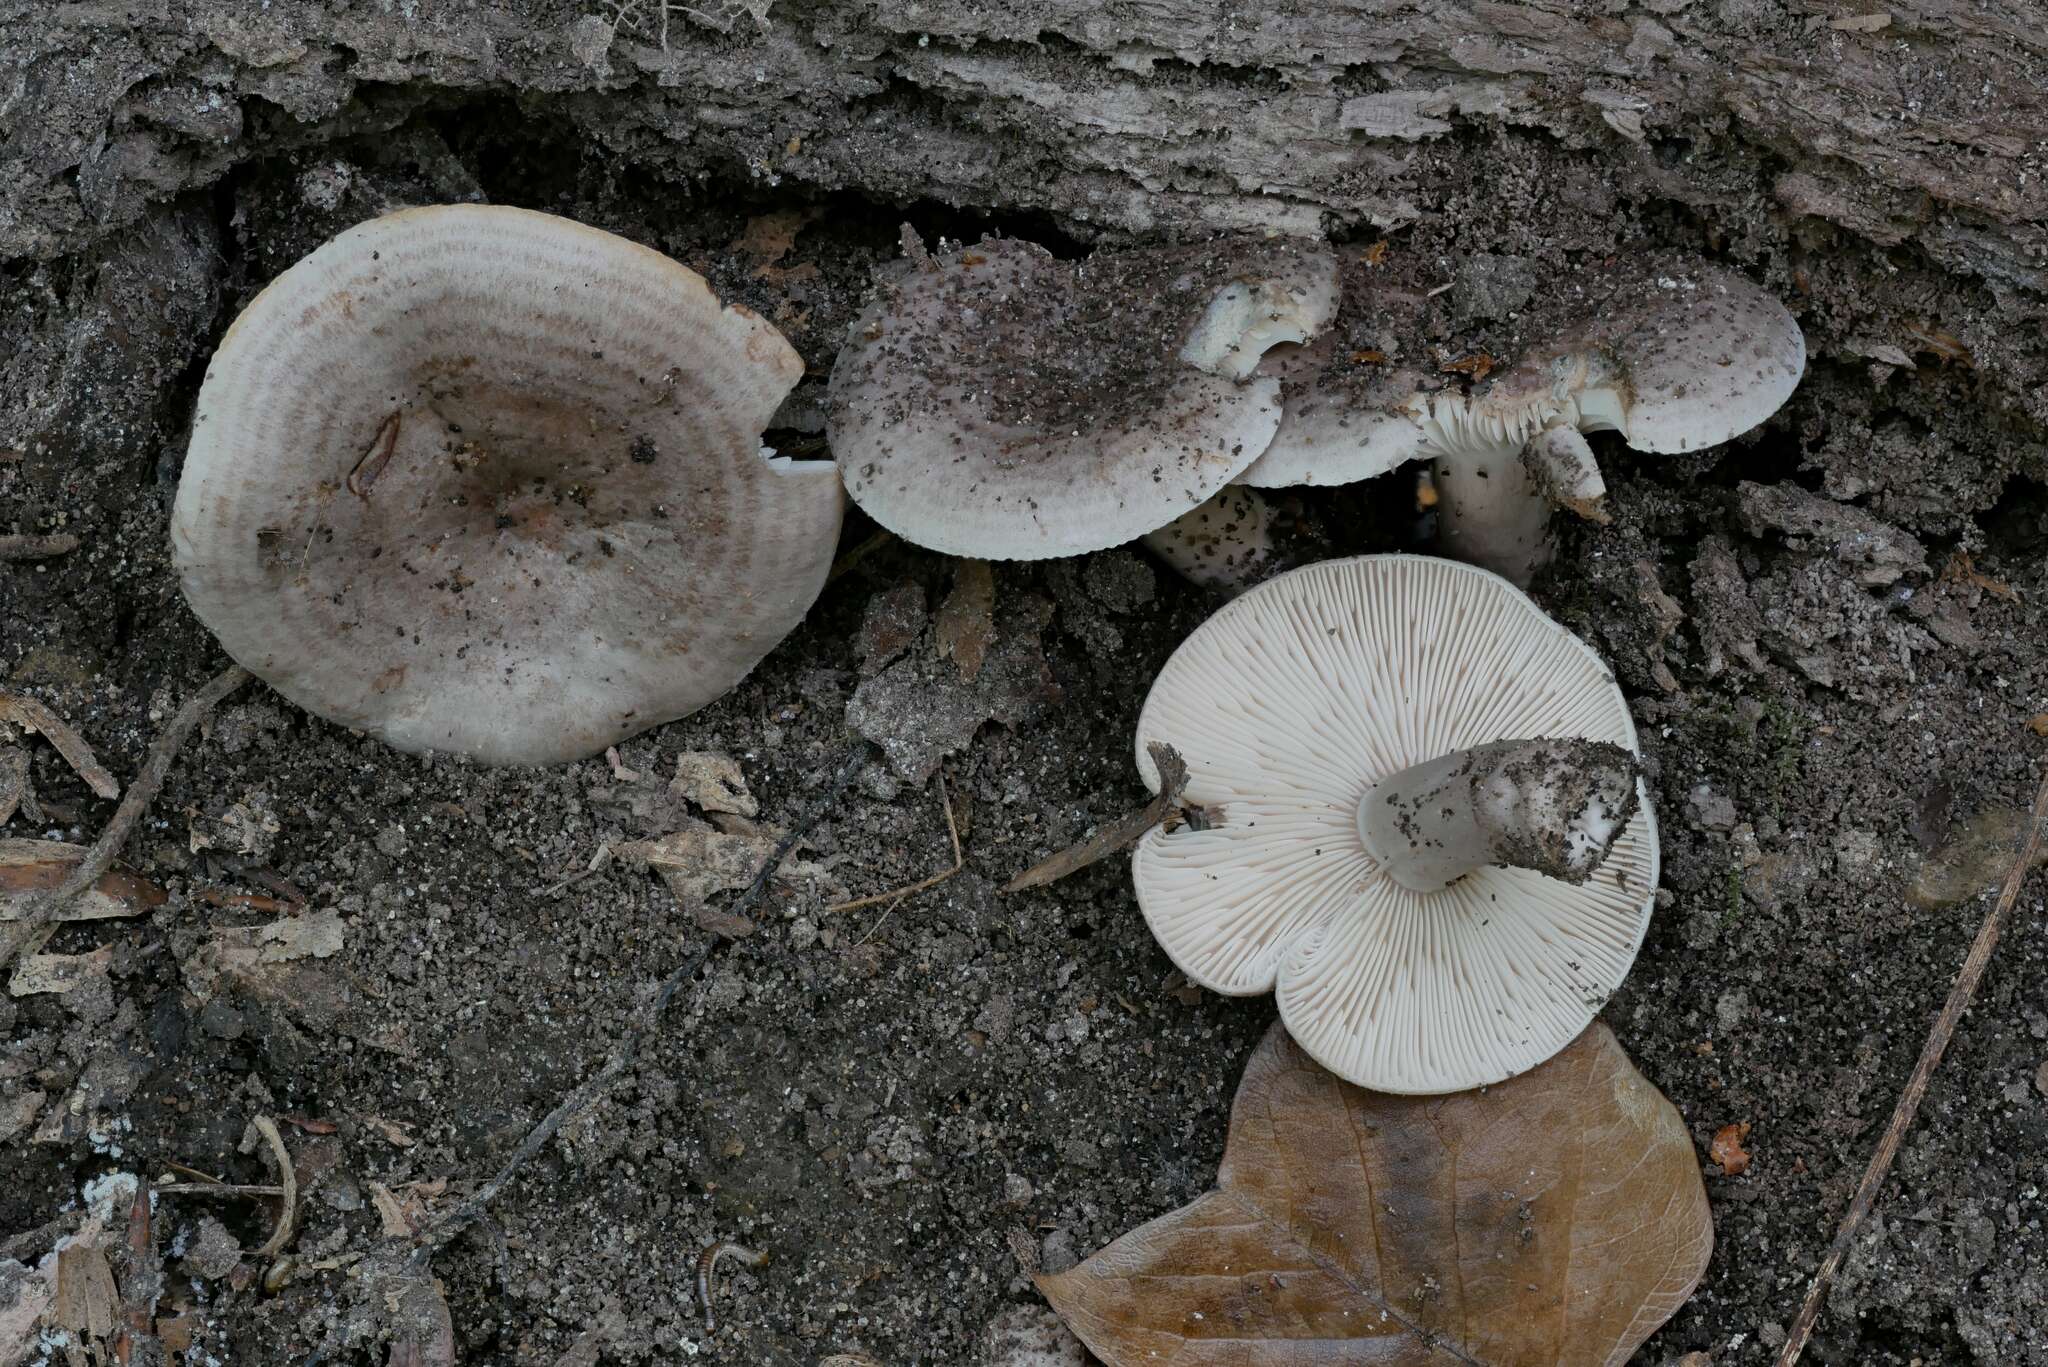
xmin=251 ymin=1115 xmax=300 ymax=1259
xmin=406 ymin=740 xmax=873 ymax=1266
xmin=154 ymin=1182 xmax=289 ymax=1197
xmin=1776 ymin=765 xmax=2048 ymax=1366
xmin=696 ymin=1240 xmax=769 ymax=1333
xmin=194 ymin=889 xmax=295 ymax=913
xmin=0 ymin=692 xmax=121 ymax=797
xmin=0 ymin=666 xmax=249 ymax=972
xmin=826 ymin=773 xmax=961 ymax=915
xmin=0 ymin=533 xmax=80 ymax=561
xmin=1003 ymin=742 xmax=1190 ymax=893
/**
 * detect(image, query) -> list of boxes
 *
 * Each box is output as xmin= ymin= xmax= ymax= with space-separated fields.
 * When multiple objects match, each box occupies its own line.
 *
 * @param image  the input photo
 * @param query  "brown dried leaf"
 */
xmin=1038 ymin=1020 xmax=1711 ymax=1366
xmin=617 ymin=820 xmax=832 ymax=912
xmin=934 ymin=559 xmax=997 ymax=682
xmin=0 ymin=839 xmax=167 ymax=921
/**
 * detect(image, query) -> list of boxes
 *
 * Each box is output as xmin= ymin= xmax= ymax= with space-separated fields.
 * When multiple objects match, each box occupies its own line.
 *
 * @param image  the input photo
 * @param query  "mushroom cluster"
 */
xmin=1227 ymin=253 xmax=1808 ymax=586
xmin=1131 ymin=554 xmax=1659 ymax=1093
xmin=173 ymin=205 xmax=843 ymax=765
xmin=826 ymin=234 xmax=1339 ymax=561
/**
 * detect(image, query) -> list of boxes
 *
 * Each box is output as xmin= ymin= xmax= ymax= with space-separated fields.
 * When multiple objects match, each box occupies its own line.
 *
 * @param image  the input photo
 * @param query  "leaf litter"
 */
xmin=1038 ymin=1018 xmax=1712 ymax=1365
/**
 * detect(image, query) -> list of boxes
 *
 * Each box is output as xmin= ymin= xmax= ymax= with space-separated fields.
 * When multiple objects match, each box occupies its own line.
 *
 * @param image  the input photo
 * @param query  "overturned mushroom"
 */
xmin=1130 ymin=554 xmax=1659 ymax=1094
xmin=827 ymin=235 xmax=1338 ymax=560
xmin=173 ymin=205 xmax=844 ymax=765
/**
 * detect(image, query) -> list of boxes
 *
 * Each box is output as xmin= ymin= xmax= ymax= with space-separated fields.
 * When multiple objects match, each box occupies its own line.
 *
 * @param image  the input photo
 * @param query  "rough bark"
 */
xmin=3 ymin=0 xmax=2045 ymax=430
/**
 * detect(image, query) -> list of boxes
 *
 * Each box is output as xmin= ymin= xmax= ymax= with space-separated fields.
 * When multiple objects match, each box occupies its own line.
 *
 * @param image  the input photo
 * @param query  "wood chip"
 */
xmin=0 ymin=694 xmax=119 ymax=799
xmin=670 ymin=751 xmax=757 ymax=816
xmin=0 ymin=533 xmax=80 ymax=561
xmin=1 ymin=839 xmax=167 ymax=922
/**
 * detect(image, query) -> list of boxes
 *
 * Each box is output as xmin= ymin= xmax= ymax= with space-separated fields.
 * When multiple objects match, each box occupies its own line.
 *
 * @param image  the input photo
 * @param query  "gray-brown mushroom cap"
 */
xmin=827 ymin=236 xmax=1338 ymax=560
xmin=172 ymin=204 xmax=844 ymax=766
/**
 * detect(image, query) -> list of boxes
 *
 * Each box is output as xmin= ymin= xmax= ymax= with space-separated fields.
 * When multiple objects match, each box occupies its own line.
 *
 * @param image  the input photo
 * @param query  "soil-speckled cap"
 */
xmin=172 ymin=204 xmax=844 ymax=766
xmin=1235 ymin=266 xmax=1437 ymax=489
xmin=826 ymin=236 xmax=1337 ymax=560
xmin=1494 ymin=261 xmax=1806 ymax=454
xmin=1130 ymin=554 xmax=1659 ymax=1094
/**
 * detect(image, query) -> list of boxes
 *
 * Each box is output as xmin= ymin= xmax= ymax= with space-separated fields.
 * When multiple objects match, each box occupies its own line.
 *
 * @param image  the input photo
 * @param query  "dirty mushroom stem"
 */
xmin=1358 ymin=737 xmax=1641 ymax=893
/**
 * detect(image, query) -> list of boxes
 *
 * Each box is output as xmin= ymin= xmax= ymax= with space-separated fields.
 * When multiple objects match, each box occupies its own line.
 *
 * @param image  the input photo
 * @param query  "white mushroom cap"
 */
xmin=1232 ymin=333 xmax=1430 ymax=489
xmin=1493 ymin=262 xmax=1807 ymax=454
xmin=827 ymin=236 xmax=1338 ymax=560
xmin=1131 ymin=554 xmax=1659 ymax=1094
xmin=173 ymin=204 xmax=844 ymax=766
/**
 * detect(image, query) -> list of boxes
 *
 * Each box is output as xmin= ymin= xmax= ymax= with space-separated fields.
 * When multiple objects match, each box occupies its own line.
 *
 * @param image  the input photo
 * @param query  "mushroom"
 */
xmin=1232 ymin=265 xmax=1434 ymax=491
xmin=172 ymin=204 xmax=844 ymax=766
xmin=1430 ymin=261 xmax=1807 ymax=583
xmin=827 ymin=235 xmax=1339 ymax=561
xmin=1231 ymin=257 xmax=1806 ymax=586
xmin=1129 ymin=554 xmax=1660 ymax=1094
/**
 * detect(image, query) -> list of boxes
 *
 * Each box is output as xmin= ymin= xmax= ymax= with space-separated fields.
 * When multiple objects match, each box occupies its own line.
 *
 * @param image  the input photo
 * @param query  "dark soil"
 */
xmin=5 ymin=82 xmax=2048 ymax=1367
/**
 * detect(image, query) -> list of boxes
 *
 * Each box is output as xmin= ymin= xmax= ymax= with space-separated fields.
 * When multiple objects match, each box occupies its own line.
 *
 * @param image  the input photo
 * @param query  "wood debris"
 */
xmin=0 ymin=838 xmax=167 ymax=921
xmin=1710 ymin=1121 xmax=1754 ymax=1175
xmin=0 ymin=746 xmax=25 ymax=825
xmin=1005 ymin=744 xmax=1192 ymax=893
xmin=933 ymin=560 xmax=997 ymax=682
xmin=670 ymin=751 xmax=757 ymax=816
xmin=0 ymin=533 xmax=80 ymax=561
xmin=0 ymin=692 xmax=120 ymax=799
xmin=8 ymin=942 xmax=114 ymax=998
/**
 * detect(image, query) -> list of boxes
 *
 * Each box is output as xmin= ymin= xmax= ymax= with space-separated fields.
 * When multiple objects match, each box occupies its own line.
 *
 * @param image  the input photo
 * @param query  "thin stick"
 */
xmin=1776 ymin=765 xmax=2048 ymax=1366
xmin=0 ymin=666 xmax=249 ymax=972
xmin=251 ymin=1115 xmax=300 ymax=1259
xmin=0 ymin=533 xmax=80 ymax=561
xmin=406 ymin=740 xmax=873 ymax=1266
xmin=826 ymin=773 xmax=961 ymax=915
xmin=825 ymin=528 xmax=894 ymax=585
xmin=0 ymin=692 xmax=121 ymax=798
xmin=154 ymin=1182 xmax=288 ymax=1197
xmin=1004 ymin=742 xmax=1190 ymax=893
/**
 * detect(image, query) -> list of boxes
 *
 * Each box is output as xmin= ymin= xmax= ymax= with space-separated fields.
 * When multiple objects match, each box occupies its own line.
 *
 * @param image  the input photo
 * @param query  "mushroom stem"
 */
xmin=1420 ymin=394 xmax=1556 ymax=586
xmin=1141 ymin=487 xmax=1276 ymax=595
xmin=1358 ymin=738 xmax=1641 ymax=894
xmin=1528 ymin=425 xmax=1610 ymax=525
